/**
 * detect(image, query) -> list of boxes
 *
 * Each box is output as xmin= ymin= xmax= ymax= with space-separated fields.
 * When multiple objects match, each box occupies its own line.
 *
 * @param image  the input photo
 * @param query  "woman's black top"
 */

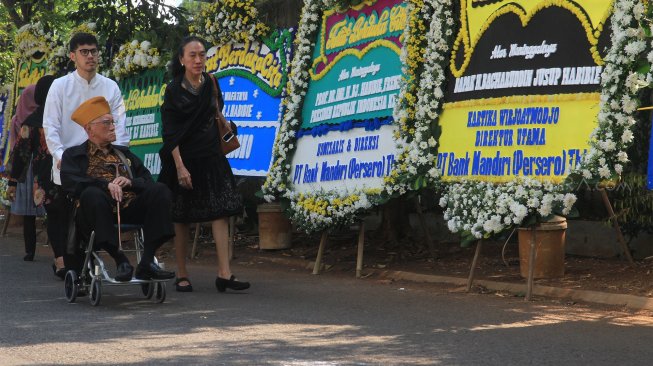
xmin=158 ymin=72 xmax=225 ymax=186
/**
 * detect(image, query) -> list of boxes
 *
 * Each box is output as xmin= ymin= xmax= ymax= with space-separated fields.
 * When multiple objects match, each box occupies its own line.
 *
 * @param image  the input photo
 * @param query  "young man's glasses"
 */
xmin=77 ymin=48 xmax=99 ymax=57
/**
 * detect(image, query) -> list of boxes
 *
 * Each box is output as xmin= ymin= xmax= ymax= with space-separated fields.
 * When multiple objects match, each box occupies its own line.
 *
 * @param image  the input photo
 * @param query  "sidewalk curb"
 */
xmin=252 ymin=255 xmax=653 ymax=311
xmin=377 ymin=270 xmax=653 ymax=311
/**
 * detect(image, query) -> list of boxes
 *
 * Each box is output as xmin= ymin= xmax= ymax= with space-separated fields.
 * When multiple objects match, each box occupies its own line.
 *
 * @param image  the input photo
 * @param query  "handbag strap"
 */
xmin=209 ymin=74 xmax=221 ymax=118
xmin=209 ymin=74 xmax=231 ymax=131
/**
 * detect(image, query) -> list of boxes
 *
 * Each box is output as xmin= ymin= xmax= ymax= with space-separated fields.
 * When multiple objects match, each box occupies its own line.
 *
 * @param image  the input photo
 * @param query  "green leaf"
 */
xmin=644 ymin=26 xmax=652 ymax=38
xmin=636 ymin=60 xmax=651 ymax=74
xmin=460 ymin=234 xmax=477 ymax=248
xmin=412 ymin=176 xmax=425 ymax=190
xmin=522 ymin=215 xmax=537 ymax=227
xmin=541 ymin=213 xmax=555 ymax=222
xmin=566 ymin=206 xmax=580 ymax=218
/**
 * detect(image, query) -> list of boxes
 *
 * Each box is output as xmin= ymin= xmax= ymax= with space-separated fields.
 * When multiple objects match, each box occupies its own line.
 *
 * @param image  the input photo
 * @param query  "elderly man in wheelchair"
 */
xmin=61 ymin=96 xmax=175 ymax=283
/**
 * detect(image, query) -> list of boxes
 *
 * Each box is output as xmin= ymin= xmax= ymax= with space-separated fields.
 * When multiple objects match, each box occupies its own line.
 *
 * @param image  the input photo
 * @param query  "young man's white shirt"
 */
xmin=43 ymin=70 xmax=130 ymax=184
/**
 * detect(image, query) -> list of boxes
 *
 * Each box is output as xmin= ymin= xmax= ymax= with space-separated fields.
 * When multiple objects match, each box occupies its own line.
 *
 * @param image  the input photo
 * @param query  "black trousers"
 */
xmin=22 ymin=215 xmax=36 ymax=256
xmin=76 ymin=183 xmax=175 ymax=265
xmin=44 ymin=187 xmax=71 ymax=259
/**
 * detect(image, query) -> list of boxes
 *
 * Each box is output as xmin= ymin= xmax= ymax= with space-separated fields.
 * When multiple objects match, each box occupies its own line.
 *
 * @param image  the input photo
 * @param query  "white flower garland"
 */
xmin=111 ymin=40 xmax=162 ymax=80
xmin=189 ymin=0 xmax=269 ymax=46
xmin=388 ymin=0 xmax=453 ymax=195
xmin=575 ymin=0 xmax=647 ymax=182
xmin=262 ymin=0 xmax=322 ymax=204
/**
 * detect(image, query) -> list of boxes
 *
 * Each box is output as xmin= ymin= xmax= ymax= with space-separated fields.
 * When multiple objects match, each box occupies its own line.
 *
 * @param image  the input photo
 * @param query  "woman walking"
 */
xmin=159 ymin=36 xmax=249 ymax=293
xmin=8 ymin=76 xmax=65 ymax=277
xmin=6 ymin=84 xmax=45 ymax=262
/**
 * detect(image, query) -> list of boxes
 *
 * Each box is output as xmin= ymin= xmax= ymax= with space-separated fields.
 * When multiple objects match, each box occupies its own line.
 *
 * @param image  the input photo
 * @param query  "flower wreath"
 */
xmin=439 ymin=0 xmax=648 ymax=244
xmin=0 ymin=177 xmax=12 ymax=208
xmin=15 ymin=22 xmax=58 ymax=62
xmin=262 ymin=0 xmax=443 ymax=232
xmin=190 ymin=0 xmax=270 ymax=46
xmin=111 ymin=40 xmax=162 ymax=81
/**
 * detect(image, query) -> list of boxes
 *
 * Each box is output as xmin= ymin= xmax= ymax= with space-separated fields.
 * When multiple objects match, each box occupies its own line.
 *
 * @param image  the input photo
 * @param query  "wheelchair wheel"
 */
xmin=89 ymin=278 xmax=102 ymax=306
xmin=154 ymin=282 xmax=166 ymax=303
xmin=64 ymin=270 xmax=79 ymax=303
xmin=141 ymin=282 xmax=154 ymax=299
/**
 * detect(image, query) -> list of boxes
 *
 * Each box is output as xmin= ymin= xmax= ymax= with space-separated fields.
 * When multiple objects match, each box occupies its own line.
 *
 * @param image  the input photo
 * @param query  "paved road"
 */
xmin=1 ymin=232 xmax=653 ymax=365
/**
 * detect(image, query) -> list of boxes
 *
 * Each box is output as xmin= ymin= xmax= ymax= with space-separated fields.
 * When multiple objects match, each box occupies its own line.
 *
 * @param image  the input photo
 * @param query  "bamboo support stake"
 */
xmin=466 ymin=240 xmax=483 ymax=292
xmin=600 ymin=189 xmax=635 ymax=266
xmin=526 ymin=226 xmax=537 ymax=301
xmin=313 ymin=231 xmax=328 ymax=275
xmin=356 ymin=222 xmax=365 ymax=278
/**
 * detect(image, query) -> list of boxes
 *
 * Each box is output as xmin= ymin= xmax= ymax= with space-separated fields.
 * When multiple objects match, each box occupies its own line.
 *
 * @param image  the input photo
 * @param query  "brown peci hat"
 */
xmin=71 ymin=96 xmax=111 ymax=127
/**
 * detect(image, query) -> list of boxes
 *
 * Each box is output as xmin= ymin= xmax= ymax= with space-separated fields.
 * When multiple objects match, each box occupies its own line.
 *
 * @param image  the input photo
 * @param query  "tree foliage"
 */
xmin=0 ymin=0 xmax=301 ymax=85
xmin=71 ymin=0 xmax=188 ymax=53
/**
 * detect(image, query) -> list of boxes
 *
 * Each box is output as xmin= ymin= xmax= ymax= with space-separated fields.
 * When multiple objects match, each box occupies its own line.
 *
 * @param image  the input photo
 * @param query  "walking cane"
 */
xmin=105 ymin=163 xmax=125 ymax=250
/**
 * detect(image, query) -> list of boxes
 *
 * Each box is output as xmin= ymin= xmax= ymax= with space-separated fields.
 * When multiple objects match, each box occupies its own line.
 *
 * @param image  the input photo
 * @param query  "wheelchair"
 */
xmin=64 ymin=223 xmax=168 ymax=306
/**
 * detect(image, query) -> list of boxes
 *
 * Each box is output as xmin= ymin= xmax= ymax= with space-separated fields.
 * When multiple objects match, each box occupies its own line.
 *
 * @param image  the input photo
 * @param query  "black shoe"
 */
xmin=24 ymin=253 xmax=34 ymax=261
xmin=52 ymin=263 xmax=66 ymax=280
xmin=135 ymin=262 xmax=175 ymax=280
xmin=215 ymin=275 xmax=250 ymax=292
xmin=174 ymin=277 xmax=193 ymax=292
xmin=114 ymin=262 xmax=134 ymax=282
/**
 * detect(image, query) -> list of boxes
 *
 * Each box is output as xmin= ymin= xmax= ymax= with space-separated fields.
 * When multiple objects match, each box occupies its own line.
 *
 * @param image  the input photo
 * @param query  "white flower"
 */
xmin=598 ymin=165 xmax=611 ymax=178
xmin=621 ymin=129 xmax=633 ymax=143
xmin=617 ymin=151 xmax=628 ymax=162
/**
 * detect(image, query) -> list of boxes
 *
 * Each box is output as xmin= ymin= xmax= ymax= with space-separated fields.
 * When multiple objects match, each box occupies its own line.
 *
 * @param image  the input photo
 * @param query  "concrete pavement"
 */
xmin=2 ymin=230 xmax=653 ymax=365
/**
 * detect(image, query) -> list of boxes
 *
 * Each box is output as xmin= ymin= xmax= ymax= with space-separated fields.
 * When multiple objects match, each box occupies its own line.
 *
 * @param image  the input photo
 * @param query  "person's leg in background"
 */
xmin=22 ymin=215 xmax=36 ymax=261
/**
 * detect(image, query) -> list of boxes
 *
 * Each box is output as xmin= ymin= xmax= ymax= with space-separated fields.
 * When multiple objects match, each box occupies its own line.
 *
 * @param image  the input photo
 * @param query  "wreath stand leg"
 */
xmin=228 ymin=216 xmax=236 ymax=261
xmin=313 ymin=231 xmax=329 ymax=275
xmin=599 ymin=189 xmax=635 ymax=266
xmin=526 ymin=226 xmax=537 ymax=301
xmin=190 ymin=222 xmax=201 ymax=259
xmin=414 ymin=196 xmax=438 ymax=260
xmin=466 ymin=239 xmax=483 ymax=292
xmin=356 ymin=222 xmax=365 ymax=278
xmin=1 ymin=211 xmax=10 ymax=236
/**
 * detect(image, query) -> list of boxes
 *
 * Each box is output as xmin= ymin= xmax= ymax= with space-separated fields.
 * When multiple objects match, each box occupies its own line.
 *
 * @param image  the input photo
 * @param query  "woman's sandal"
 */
xmin=174 ymin=277 xmax=193 ymax=292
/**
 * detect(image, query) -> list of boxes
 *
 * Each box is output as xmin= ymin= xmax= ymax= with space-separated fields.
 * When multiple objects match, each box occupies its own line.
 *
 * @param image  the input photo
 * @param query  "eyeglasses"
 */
xmin=90 ymin=119 xmax=115 ymax=127
xmin=77 ymin=48 xmax=99 ymax=57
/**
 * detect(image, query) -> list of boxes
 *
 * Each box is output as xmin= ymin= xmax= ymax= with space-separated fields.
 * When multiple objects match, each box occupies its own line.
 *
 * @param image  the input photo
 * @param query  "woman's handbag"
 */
xmin=210 ymin=75 xmax=240 ymax=155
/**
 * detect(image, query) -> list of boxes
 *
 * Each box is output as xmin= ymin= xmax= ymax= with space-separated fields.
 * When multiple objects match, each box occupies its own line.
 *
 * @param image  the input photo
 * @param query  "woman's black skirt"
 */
xmin=165 ymin=154 xmax=242 ymax=223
